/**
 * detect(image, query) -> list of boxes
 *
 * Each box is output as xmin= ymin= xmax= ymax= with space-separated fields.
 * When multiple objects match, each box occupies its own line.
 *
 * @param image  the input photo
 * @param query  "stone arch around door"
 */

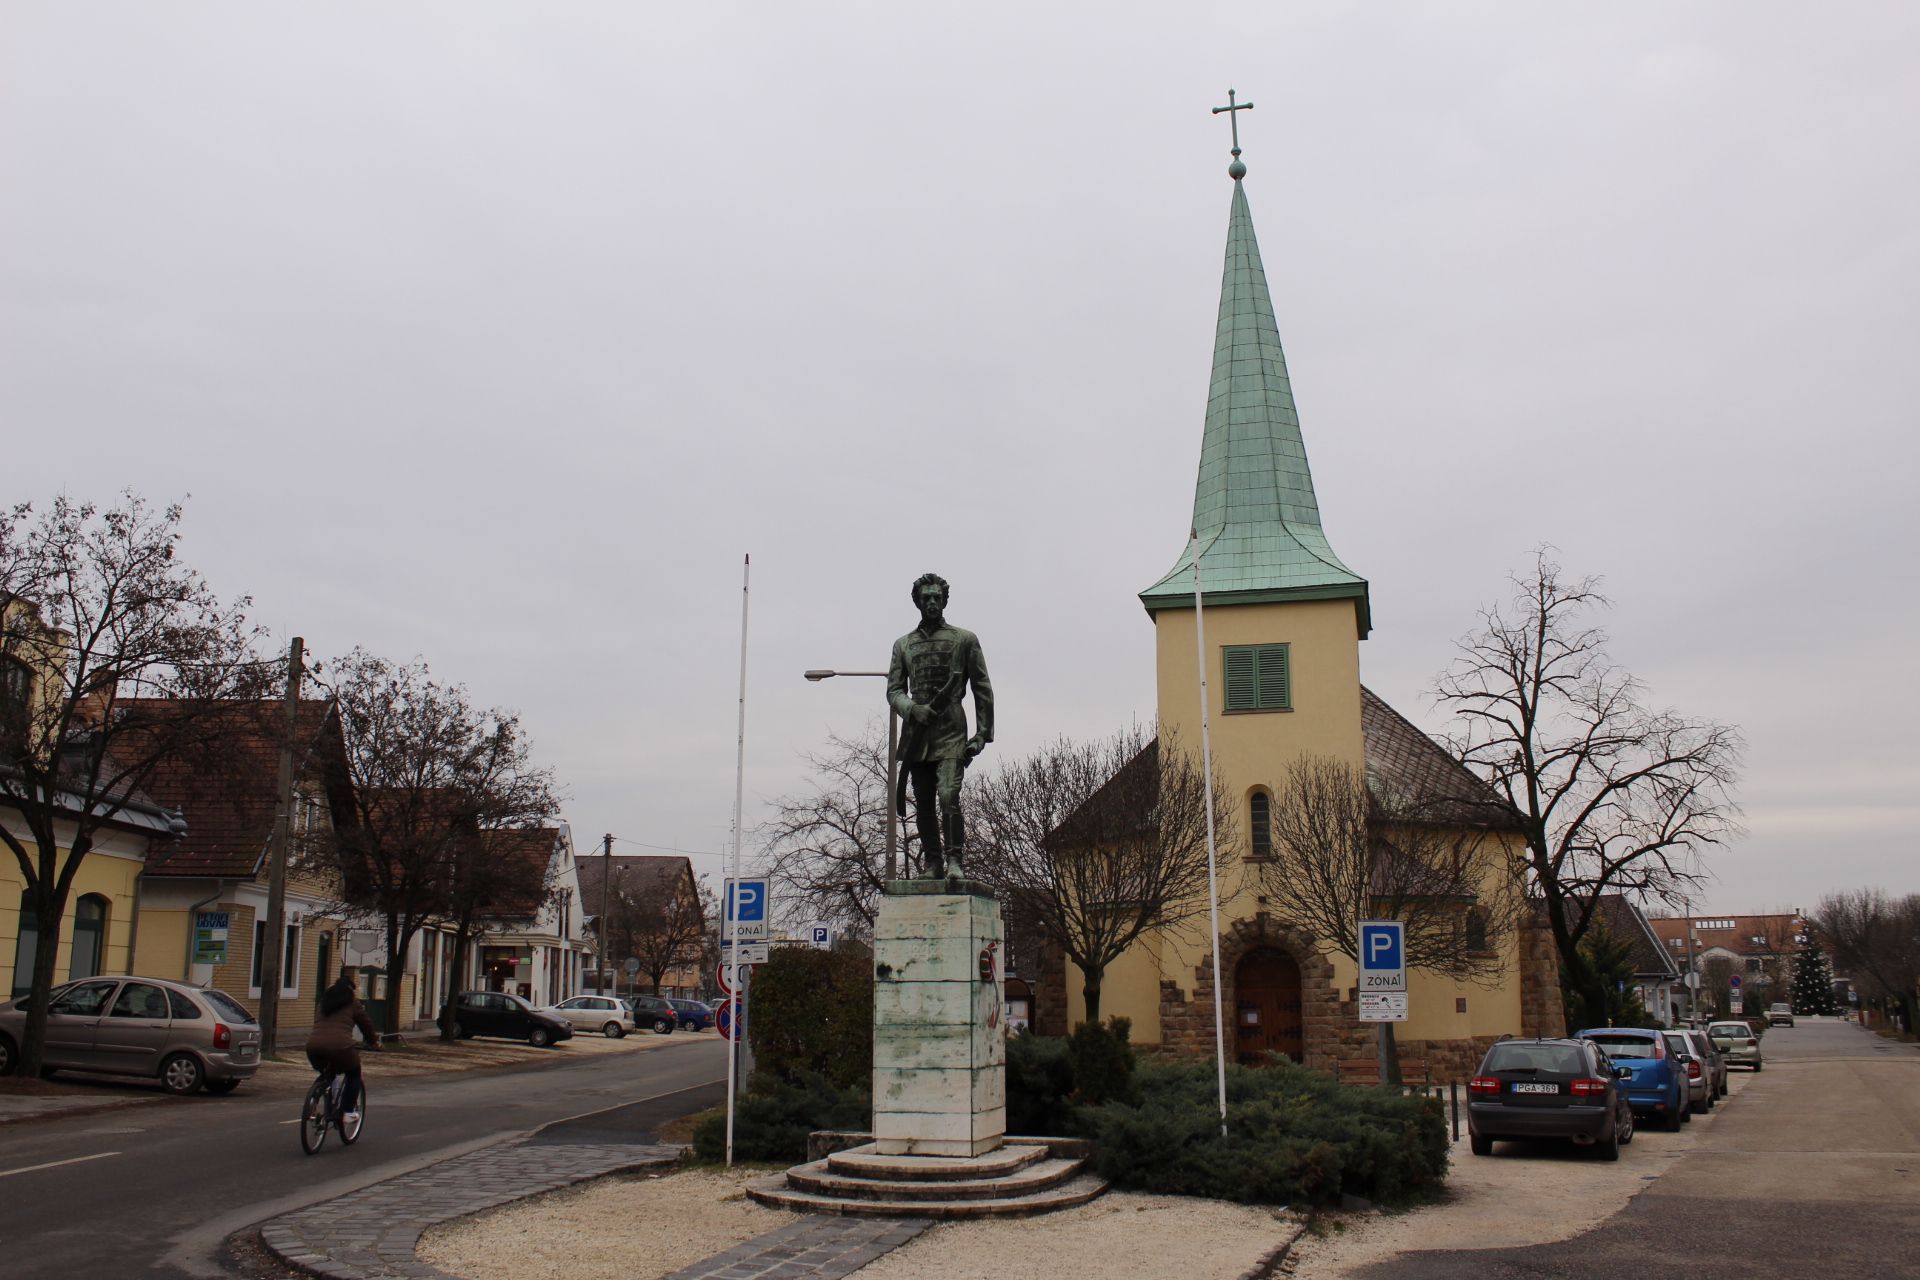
xmin=1156 ymin=915 xmax=1342 ymax=1071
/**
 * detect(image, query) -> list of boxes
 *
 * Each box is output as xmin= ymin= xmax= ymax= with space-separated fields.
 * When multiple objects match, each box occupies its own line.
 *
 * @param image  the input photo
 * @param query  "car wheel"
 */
xmin=603 ymin=1022 xmax=625 ymax=1038
xmin=1665 ymin=1105 xmax=1684 ymax=1132
xmin=1469 ymin=1133 xmax=1493 ymax=1156
xmin=1680 ymin=1100 xmax=1693 ymax=1124
xmin=1752 ymin=1062 xmax=1762 ymax=1072
xmin=1619 ymin=1108 xmax=1634 ymax=1145
xmin=1701 ymin=1090 xmax=1714 ymax=1112
xmin=204 ymin=1078 xmax=241 ymax=1095
xmin=160 ymin=1052 xmax=205 ymax=1096
xmin=528 ymin=1026 xmax=552 ymax=1048
xmin=652 ymin=1018 xmax=670 ymax=1035
xmin=1595 ymin=1126 xmax=1620 ymax=1161
xmin=0 ymin=1034 xmax=16 ymax=1077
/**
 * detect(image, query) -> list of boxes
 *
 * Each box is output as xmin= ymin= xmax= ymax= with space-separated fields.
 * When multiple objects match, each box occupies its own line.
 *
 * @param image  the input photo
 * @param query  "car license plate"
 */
xmin=1511 ymin=1082 xmax=1559 ymax=1094
xmin=235 ymin=1045 xmax=256 ymax=1061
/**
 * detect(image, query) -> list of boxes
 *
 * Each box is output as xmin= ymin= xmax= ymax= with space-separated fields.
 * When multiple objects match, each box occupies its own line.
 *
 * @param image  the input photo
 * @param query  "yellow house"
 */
xmin=1046 ymin=147 xmax=1563 ymax=1079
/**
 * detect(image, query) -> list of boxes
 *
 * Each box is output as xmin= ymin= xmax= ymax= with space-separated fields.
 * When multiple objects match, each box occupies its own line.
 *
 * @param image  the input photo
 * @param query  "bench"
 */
xmin=1336 ymin=1056 xmax=1430 ymax=1088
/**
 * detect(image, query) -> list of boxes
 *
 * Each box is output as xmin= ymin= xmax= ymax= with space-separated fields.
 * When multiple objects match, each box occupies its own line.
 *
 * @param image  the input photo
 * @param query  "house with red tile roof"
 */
xmin=467 ymin=825 xmax=589 ymax=1006
xmin=1647 ymin=912 xmax=1804 ymax=1020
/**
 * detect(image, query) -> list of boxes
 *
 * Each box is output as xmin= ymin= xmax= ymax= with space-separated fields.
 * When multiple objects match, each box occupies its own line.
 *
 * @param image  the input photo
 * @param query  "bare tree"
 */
xmin=1434 ymin=550 xmax=1744 ymax=1030
xmin=1257 ymin=754 xmax=1524 ymax=982
xmin=971 ymin=724 xmax=1234 ymax=1025
xmin=760 ymin=724 xmax=903 ymax=937
xmin=314 ymin=649 xmax=558 ymax=1034
xmin=0 ymin=495 xmax=275 ymax=1074
xmin=433 ymin=825 xmax=563 ymax=1038
xmin=1814 ymin=889 xmax=1920 ymax=1035
xmin=610 ymin=871 xmax=710 ymax=996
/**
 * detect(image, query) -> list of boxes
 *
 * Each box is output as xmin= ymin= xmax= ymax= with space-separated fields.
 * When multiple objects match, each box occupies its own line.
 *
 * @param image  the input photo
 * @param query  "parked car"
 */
xmin=1684 ymin=1025 xmax=1729 ymax=1098
xmin=544 ymin=995 xmax=637 ymax=1038
xmin=667 ymin=998 xmax=713 ymax=1031
xmin=627 ymin=995 xmax=678 ymax=1034
xmin=1579 ymin=1027 xmax=1690 ymax=1130
xmin=1662 ymin=1030 xmax=1717 ymax=1112
xmin=451 ymin=991 xmax=573 ymax=1047
xmin=1708 ymin=1019 xmax=1763 ymax=1071
xmin=1768 ymin=1002 xmax=1795 ymax=1027
xmin=0 ymin=976 xmax=263 ymax=1095
xmin=1467 ymin=1036 xmax=1635 ymax=1160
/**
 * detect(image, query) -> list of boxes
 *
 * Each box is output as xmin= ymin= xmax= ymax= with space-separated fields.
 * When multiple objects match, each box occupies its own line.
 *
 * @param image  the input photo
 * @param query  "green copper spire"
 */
xmin=1140 ymin=112 xmax=1370 ymax=636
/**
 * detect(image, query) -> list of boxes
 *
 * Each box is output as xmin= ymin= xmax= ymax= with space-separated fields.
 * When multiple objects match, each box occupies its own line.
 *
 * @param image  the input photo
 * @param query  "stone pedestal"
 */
xmin=871 ymin=882 xmax=1005 ymax=1157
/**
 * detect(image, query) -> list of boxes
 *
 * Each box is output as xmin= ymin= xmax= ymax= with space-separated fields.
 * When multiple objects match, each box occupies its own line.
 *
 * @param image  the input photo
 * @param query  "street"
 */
xmin=1353 ymin=1018 xmax=1920 ymax=1279
xmin=0 ymin=1037 xmax=725 ymax=1279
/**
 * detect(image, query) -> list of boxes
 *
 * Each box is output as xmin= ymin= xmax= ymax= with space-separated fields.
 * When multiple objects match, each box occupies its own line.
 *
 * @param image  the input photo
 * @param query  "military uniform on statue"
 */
xmin=887 ymin=572 xmax=992 ymax=884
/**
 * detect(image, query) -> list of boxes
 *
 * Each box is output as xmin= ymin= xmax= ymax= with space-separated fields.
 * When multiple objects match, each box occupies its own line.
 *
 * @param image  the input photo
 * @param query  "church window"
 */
xmin=1223 ymin=644 xmax=1290 ymax=712
xmin=1248 ymin=790 xmax=1272 ymax=859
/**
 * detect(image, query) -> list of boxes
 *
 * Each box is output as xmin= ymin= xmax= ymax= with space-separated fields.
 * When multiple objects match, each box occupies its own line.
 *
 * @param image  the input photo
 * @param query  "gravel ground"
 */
xmin=1286 ymin=1079 xmax=1727 ymax=1277
xmin=417 ymin=1166 xmax=800 ymax=1280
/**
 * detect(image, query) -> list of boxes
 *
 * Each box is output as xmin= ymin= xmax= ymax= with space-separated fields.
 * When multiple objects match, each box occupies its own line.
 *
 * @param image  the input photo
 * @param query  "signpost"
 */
xmin=193 ymin=911 xmax=230 ymax=966
xmin=1358 ymin=920 xmax=1407 ymax=1022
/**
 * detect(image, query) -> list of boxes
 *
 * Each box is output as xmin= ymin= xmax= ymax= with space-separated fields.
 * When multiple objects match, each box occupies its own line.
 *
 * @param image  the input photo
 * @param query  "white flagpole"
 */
xmin=1190 ymin=529 xmax=1229 ymax=1138
xmin=725 ymin=553 xmax=751 ymax=1167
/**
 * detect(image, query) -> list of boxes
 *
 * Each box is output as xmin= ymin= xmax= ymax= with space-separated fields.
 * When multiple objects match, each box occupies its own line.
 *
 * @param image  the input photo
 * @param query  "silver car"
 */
xmin=1707 ymin=1019 xmax=1763 ymax=1071
xmin=543 ymin=994 xmax=638 ymax=1038
xmin=0 ymin=975 xmax=263 ymax=1094
xmin=1662 ymin=1028 xmax=1721 ymax=1111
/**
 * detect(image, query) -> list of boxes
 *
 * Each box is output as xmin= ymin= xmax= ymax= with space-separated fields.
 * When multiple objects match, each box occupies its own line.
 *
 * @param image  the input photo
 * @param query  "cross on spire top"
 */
xmin=1211 ymin=88 xmax=1254 ymax=180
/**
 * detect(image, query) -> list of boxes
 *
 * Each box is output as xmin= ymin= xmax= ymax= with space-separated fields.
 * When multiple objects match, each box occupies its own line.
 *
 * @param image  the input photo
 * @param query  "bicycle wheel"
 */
xmin=339 ymin=1080 xmax=366 ymax=1145
xmin=299 ymin=1078 xmax=331 ymax=1155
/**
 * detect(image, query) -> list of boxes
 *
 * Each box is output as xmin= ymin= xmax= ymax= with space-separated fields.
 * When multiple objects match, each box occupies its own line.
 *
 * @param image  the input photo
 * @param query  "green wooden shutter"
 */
xmin=1224 ymin=647 xmax=1258 ymax=711
xmin=1256 ymin=644 xmax=1291 ymax=710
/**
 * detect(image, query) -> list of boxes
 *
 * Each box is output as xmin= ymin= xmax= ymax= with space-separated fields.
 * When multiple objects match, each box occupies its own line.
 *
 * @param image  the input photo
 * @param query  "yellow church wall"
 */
xmin=1062 ymin=932 xmax=1166 ymax=1042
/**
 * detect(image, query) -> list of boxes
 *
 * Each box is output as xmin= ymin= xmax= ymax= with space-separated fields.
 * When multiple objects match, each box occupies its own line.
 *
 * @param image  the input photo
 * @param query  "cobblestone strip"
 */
xmin=259 ymin=1141 xmax=678 ymax=1280
xmin=661 ymin=1214 xmax=934 ymax=1280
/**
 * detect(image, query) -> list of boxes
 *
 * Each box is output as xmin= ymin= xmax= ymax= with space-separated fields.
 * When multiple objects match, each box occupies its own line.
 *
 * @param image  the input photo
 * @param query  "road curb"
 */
xmin=1236 ymin=1224 xmax=1307 ymax=1280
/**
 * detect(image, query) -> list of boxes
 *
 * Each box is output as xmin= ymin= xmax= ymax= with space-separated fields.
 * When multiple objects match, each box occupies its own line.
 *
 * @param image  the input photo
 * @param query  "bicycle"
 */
xmin=299 ymin=1068 xmax=368 ymax=1155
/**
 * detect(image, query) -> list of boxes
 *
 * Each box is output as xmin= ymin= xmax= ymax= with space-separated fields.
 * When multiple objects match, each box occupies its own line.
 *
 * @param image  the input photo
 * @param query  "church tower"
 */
xmin=1141 ymin=115 xmax=1370 ymax=794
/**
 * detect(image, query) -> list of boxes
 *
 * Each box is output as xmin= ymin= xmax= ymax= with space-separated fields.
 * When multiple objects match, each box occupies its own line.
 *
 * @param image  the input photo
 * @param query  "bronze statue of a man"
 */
xmin=888 ymin=573 xmax=993 ymax=881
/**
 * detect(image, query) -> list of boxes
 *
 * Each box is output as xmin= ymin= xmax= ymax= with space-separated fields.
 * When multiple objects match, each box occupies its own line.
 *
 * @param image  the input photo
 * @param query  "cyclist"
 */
xmin=305 ymin=973 xmax=381 ymax=1128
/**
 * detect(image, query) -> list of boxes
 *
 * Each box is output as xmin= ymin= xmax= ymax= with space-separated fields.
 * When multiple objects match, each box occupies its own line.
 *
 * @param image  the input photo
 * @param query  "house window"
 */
xmin=1747 ymin=958 xmax=1762 ymax=974
xmin=251 ymin=919 xmax=300 ymax=996
xmin=69 ymin=894 xmax=109 ymax=982
xmin=10 ymin=892 xmax=36 ymax=998
xmin=1 ymin=655 xmax=31 ymax=752
xmin=1465 ymin=907 xmax=1490 ymax=953
xmin=1248 ymin=790 xmax=1273 ymax=859
xmin=1223 ymin=644 xmax=1291 ymax=713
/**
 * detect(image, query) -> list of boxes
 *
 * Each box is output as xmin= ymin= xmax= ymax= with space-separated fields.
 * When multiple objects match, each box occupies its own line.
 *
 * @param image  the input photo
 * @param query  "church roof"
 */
xmin=1141 ymin=169 xmax=1370 ymax=635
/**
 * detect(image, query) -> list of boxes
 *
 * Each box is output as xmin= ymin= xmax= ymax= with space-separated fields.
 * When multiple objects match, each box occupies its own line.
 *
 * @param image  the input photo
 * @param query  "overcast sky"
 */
xmin=4 ymin=4 xmax=1914 ymax=917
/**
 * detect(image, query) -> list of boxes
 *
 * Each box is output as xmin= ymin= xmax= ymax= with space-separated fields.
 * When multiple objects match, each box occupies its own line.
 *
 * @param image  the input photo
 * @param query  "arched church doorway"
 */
xmin=1234 ymin=948 xmax=1303 ymax=1065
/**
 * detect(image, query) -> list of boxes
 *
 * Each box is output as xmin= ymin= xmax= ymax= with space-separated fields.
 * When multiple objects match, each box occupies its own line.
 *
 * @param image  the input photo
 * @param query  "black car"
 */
xmin=667 ymin=998 xmax=713 ymax=1031
xmin=627 ymin=996 xmax=679 ymax=1035
xmin=1469 ymin=1036 xmax=1635 ymax=1160
xmin=452 ymin=991 xmax=574 ymax=1047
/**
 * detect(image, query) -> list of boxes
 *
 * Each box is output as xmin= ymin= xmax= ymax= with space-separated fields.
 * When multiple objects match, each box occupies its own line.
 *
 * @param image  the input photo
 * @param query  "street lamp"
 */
xmin=803 ymin=669 xmax=899 ymax=882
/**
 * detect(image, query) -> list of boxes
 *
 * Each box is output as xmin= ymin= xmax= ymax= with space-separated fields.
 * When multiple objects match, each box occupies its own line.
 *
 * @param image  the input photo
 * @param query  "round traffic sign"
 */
xmin=716 ymin=999 xmax=745 ymax=1041
xmin=716 ymin=963 xmax=733 ymax=996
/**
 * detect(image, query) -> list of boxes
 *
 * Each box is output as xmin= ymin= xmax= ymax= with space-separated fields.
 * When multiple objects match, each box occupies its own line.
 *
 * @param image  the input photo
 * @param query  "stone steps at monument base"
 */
xmin=746 ymin=1171 xmax=1110 ymax=1219
xmin=790 ymin=1155 xmax=1085 ymax=1201
xmin=826 ymin=1140 xmax=1051 ymax=1181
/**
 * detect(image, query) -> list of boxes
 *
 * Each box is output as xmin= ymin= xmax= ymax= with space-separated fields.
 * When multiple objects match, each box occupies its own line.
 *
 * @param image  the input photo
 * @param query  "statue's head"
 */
xmin=911 ymin=573 xmax=949 ymax=627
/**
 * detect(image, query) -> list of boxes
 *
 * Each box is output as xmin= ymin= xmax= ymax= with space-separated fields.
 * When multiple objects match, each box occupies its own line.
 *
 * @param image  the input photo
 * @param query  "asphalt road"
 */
xmin=1356 ymin=1017 xmax=1920 ymax=1279
xmin=0 ymin=1036 xmax=726 ymax=1280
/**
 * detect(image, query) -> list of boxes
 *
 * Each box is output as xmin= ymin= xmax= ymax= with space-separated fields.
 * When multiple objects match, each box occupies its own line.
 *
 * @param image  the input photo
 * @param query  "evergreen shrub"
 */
xmin=690 ymin=1071 xmax=871 ymax=1164
xmin=1083 ymin=1057 xmax=1449 ymax=1206
xmin=1006 ymin=1032 xmax=1077 ymax=1135
xmin=1067 ymin=1015 xmax=1140 ymax=1106
xmin=745 ymin=944 xmax=873 ymax=1090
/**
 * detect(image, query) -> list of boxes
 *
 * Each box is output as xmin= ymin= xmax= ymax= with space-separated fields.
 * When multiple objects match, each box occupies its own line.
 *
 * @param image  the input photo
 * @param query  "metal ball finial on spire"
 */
xmin=1212 ymin=88 xmax=1253 ymax=179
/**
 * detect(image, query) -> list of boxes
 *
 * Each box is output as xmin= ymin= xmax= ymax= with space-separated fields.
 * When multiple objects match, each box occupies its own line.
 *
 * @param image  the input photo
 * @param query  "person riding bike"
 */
xmin=305 ymin=973 xmax=381 ymax=1127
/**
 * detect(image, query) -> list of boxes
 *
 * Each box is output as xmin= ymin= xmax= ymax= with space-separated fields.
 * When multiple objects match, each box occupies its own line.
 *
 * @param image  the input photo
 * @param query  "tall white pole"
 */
xmin=1190 ymin=530 xmax=1229 ymax=1138
xmin=725 ymin=553 xmax=751 ymax=1167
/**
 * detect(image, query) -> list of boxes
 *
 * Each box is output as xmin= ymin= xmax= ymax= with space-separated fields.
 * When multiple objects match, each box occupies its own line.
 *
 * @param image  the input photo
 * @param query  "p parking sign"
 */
xmin=1359 ymin=920 xmax=1405 ymax=993
xmin=722 ymin=877 xmax=770 ymax=942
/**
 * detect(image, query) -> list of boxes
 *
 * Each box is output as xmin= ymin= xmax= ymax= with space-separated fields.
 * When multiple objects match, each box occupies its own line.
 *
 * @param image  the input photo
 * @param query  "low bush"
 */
xmin=689 ymin=1071 xmax=871 ymax=1165
xmin=1006 ymin=1032 xmax=1077 ymax=1136
xmin=1067 ymin=1016 xmax=1139 ymax=1106
xmin=1083 ymin=1056 xmax=1448 ymax=1207
xmin=746 ymin=944 xmax=873 ymax=1090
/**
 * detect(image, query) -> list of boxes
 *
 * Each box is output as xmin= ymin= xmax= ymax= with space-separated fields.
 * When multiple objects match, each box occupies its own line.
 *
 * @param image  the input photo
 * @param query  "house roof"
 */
xmin=1587 ymin=894 xmax=1682 ymax=980
xmin=1140 ymin=164 xmax=1369 ymax=634
xmin=1359 ymin=689 xmax=1523 ymax=830
xmin=576 ymin=853 xmax=695 ymax=917
xmin=481 ymin=827 xmax=566 ymax=921
xmin=121 ymin=697 xmax=350 ymax=879
xmin=1647 ymin=913 xmax=1804 ymax=960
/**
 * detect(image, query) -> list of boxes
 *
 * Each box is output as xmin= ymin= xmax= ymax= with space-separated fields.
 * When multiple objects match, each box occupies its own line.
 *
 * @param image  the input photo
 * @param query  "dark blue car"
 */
xmin=668 ymin=998 xmax=713 ymax=1031
xmin=1579 ymin=1027 xmax=1690 ymax=1131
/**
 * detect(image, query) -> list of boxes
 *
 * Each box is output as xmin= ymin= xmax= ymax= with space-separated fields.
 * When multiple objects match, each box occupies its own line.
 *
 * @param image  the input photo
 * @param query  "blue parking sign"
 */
xmin=723 ymin=877 xmax=770 ymax=941
xmin=1359 ymin=921 xmax=1405 ymax=991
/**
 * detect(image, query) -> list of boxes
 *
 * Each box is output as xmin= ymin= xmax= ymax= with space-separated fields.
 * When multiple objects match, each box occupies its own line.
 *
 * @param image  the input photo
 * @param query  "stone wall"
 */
xmin=1517 ymin=915 xmax=1568 ymax=1039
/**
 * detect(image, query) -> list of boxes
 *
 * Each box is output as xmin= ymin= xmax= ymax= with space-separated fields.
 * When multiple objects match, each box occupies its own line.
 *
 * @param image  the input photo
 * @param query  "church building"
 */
xmin=1045 ymin=129 xmax=1564 ymax=1081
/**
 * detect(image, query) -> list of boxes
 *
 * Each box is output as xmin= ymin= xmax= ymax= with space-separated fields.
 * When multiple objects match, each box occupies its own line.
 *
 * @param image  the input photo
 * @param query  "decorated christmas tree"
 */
xmin=1792 ymin=939 xmax=1840 ymax=1015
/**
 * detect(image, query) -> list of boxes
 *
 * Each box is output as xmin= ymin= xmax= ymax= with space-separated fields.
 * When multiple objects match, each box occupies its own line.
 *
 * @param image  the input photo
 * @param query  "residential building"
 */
xmin=576 ymin=853 xmax=706 ymax=999
xmin=470 ymin=825 xmax=589 ymax=1005
xmin=1584 ymin=894 xmax=1684 ymax=1024
xmin=1648 ymin=912 xmax=1804 ymax=1018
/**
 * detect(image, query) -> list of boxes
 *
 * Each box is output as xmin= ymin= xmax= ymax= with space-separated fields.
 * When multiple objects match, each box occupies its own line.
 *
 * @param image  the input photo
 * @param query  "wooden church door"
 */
xmin=1234 ymin=948 xmax=1303 ymax=1065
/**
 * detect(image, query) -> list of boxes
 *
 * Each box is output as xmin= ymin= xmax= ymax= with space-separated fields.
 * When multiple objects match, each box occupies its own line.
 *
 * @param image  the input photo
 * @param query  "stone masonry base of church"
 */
xmin=1149 ymin=913 xmax=1567 ymax=1083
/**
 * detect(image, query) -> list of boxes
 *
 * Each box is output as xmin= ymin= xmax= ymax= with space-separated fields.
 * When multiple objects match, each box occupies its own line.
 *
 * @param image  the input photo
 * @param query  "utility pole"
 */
xmin=1683 ymin=895 xmax=1698 ymax=1025
xmin=257 ymin=636 xmax=304 ymax=1059
xmin=599 ymin=832 xmax=614 ymax=996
